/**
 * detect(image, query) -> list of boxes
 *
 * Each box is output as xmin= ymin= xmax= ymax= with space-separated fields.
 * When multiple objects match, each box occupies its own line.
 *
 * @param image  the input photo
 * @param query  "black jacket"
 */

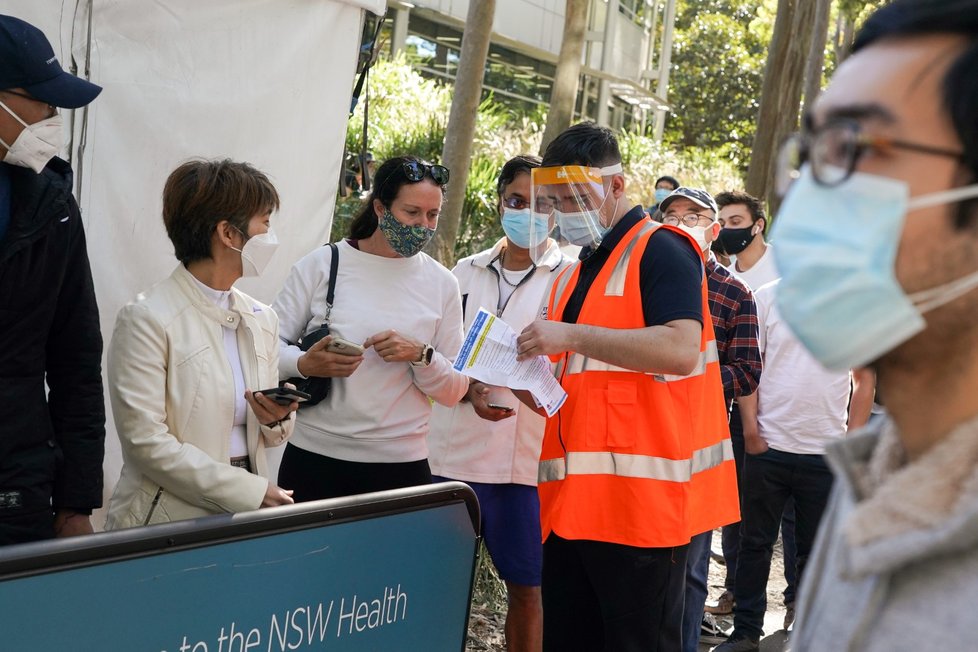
xmin=0 ymin=159 xmax=105 ymax=517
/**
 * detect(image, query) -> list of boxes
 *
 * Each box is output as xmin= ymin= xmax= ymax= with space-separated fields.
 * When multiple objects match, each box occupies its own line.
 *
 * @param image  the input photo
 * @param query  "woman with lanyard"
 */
xmin=273 ymin=155 xmax=469 ymax=500
xmin=427 ymin=154 xmax=573 ymax=651
xmin=106 ymin=159 xmax=297 ymax=529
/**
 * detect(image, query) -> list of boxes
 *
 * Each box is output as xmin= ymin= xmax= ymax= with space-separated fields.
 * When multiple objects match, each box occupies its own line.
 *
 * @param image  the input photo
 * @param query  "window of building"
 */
xmin=618 ymin=0 xmax=656 ymax=29
xmin=402 ymin=15 xmax=557 ymax=115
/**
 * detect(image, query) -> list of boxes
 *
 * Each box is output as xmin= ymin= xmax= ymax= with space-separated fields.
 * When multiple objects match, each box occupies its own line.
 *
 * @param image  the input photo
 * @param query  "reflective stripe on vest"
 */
xmin=561 ymin=339 xmax=719 ymax=379
xmin=552 ymin=261 xmax=579 ymax=305
xmin=539 ymin=438 xmax=734 ymax=484
xmin=604 ymin=222 xmax=657 ymax=296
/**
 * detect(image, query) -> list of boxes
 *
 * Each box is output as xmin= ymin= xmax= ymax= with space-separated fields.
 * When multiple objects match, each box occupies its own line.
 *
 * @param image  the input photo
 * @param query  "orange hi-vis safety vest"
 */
xmin=538 ymin=218 xmax=740 ymax=548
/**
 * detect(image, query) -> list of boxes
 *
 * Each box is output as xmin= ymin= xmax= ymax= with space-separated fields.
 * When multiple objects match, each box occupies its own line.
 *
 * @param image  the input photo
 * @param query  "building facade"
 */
xmin=385 ymin=0 xmax=676 ymax=137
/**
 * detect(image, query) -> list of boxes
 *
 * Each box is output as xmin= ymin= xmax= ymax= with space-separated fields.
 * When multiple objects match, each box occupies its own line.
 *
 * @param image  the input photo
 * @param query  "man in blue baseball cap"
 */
xmin=0 ymin=14 xmax=105 ymax=544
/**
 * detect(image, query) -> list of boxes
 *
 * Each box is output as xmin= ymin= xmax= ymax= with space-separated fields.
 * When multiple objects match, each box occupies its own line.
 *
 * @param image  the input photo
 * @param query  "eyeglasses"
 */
xmin=661 ymin=213 xmax=713 ymax=227
xmin=502 ymin=196 xmax=530 ymax=210
xmin=401 ymin=161 xmax=450 ymax=186
xmin=777 ymin=118 xmax=965 ymax=194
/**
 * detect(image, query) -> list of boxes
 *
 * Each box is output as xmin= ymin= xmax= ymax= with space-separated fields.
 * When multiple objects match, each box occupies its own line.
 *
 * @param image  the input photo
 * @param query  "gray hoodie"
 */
xmin=790 ymin=414 xmax=978 ymax=652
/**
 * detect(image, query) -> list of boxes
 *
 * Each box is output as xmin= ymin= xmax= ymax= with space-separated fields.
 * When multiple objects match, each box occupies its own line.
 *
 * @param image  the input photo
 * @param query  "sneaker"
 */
xmin=710 ymin=634 xmax=760 ymax=652
xmin=783 ymin=602 xmax=795 ymax=630
xmin=700 ymin=613 xmax=730 ymax=645
xmin=705 ymin=589 xmax=735 ymax=615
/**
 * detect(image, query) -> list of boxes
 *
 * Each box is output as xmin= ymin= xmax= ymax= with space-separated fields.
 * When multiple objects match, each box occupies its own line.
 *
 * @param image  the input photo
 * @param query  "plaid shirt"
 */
xmin=706 ymin=256 xmax=761 ymax=404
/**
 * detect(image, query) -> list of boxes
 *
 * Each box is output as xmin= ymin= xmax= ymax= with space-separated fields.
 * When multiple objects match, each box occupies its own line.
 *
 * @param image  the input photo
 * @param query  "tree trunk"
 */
xmin=744 ymin=0 xmax=818 ymax=217
xmin=540 ymin=0 xmax=590 ymax=155
xmin=429 ymin=0 xmax=497 ymax=266
xmin=802 ymin=0 xmax=832 ymax=117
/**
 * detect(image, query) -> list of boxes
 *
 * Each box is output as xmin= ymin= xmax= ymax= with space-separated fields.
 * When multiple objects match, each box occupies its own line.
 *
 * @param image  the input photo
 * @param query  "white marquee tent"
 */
xmin=5 ymin=0 xmax=386 ymax=527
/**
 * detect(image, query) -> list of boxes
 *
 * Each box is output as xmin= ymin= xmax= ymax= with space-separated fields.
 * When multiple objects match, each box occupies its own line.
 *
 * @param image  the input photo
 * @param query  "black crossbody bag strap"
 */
xmin=323 ymin=242 xmax=339 ymax=325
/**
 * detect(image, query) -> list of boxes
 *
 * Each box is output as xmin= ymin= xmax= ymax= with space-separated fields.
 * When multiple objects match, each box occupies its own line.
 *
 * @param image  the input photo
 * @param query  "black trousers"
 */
xmin=732 ymin=448 xmax=834 ymax=639
xmin=0 ymin=506 xmax=54 ymax=545
xmin=542 ymin=532 xmax=689 ymax=652
xmin=277 ymin=443 xmax=432 ymax=501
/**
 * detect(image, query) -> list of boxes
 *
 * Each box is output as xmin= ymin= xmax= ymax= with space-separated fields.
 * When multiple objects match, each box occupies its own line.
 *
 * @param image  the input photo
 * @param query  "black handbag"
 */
xmin=285 ymin=242 xmax=338 ymax=408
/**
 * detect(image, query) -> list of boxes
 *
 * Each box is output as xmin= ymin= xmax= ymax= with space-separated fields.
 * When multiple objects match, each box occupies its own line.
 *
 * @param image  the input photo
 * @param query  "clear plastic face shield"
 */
xmin=529 ymin=164 xmax=622 ymax=263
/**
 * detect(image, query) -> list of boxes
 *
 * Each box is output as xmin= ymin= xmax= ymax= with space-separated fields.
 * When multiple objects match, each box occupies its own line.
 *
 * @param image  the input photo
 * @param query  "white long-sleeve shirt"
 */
xmin=273 ymin=239 xmax=468 ymax=463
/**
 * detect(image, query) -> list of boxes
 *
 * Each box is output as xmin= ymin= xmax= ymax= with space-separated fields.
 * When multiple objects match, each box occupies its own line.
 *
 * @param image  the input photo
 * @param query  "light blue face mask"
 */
xmin=654 ymin=188 xmax=671 ymax=205
xmin=772 ymin=165 xmax=978 ymax=370
xmin=501 ymin=208 xmax=551 ymax=249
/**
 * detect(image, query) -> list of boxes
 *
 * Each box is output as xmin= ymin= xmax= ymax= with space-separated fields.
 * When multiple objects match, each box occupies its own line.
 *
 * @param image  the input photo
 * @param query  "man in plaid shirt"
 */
xmin=659 ymin=187 xmax=761 ymax=652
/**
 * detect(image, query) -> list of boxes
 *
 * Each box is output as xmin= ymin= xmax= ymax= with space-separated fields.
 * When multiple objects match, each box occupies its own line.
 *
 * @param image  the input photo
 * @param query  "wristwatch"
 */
xmin=410 ymin=343 xmax=434 ymax=367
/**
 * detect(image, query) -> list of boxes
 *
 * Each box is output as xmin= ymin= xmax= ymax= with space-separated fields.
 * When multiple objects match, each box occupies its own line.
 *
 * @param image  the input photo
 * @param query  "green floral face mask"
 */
xmin=379 ymin=208 xmax=436 ymax=257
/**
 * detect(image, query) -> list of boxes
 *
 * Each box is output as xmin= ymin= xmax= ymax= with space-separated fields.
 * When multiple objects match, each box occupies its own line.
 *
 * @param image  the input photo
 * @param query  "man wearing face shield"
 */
xmin=515 ymin=122 xmax=740 ymax=651
xmin=0 ymin=15 xmax=105 ymax=544
xmin=766 ymin=2 xmax=978 ymax=650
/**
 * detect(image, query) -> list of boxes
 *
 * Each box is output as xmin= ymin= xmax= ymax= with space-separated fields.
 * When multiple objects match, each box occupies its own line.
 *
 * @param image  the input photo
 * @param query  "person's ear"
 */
xmin=707 ymin=221 xmax=721 ymax=243
xmin=612 ymin=174 xmax=626 ymax=198
xmin=216 ymin=220 xmax=237 ymax=248
xmin=752 ymin=218 xmax=765 ymax=236
xmin=373 ymin=198 xmax=386 ymax=220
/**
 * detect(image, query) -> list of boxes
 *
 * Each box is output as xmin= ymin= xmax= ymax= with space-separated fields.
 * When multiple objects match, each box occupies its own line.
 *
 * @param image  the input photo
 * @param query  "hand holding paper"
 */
xmin=453 ymin=309 xmax=567 ymax=417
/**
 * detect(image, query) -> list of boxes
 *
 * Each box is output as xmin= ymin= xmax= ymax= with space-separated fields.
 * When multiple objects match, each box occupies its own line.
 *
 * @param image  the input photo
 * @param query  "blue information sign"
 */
xmin=0 ymin=483 xmax=480 ymax=651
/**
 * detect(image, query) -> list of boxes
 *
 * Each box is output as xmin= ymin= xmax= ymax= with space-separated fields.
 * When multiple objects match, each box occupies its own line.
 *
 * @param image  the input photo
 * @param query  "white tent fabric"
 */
xmin=5 ymin=0 xmax=385 ymax=527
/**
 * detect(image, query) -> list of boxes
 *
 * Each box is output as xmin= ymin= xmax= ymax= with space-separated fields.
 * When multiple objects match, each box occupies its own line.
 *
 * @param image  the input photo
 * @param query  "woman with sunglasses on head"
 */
xmin=273 ymin=155 xmax=469 ymax=500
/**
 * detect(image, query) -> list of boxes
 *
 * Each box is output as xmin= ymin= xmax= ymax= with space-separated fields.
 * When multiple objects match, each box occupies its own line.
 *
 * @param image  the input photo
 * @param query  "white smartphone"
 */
xmin=327 ymin=336 xmax=365 ymax=356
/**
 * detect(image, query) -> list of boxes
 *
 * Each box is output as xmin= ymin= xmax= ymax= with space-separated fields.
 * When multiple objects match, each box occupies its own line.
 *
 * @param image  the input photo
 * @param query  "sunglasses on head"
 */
xmin=400 ymin=161 xmax=450 ymax=186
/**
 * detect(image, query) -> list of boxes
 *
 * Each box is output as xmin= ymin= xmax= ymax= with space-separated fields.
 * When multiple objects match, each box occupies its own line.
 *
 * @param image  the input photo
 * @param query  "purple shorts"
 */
xmin=434 ymin=477 xmax=542 ymax=587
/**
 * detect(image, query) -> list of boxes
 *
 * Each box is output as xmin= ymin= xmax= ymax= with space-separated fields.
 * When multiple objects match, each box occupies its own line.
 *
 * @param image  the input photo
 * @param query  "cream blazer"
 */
xmin=106 ymin=264 xmax=292 ymax=530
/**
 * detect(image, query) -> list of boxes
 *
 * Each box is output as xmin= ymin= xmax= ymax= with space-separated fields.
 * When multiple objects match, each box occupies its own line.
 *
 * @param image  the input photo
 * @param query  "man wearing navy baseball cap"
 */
xmin=0 ymin=14 xmax=105 ymax=544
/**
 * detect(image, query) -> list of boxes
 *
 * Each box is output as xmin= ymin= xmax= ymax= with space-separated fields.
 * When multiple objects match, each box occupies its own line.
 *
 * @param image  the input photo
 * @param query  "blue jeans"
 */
xmin=731 ymin=449 xmax=833 ymax=640
xmin=682 ymin=530 xmax=712 ymax=652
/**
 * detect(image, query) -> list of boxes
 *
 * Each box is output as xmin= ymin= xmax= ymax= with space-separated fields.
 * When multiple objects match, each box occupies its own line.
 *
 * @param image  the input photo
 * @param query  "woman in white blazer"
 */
xmin=106 ymin=160 xmax=297 ymax=530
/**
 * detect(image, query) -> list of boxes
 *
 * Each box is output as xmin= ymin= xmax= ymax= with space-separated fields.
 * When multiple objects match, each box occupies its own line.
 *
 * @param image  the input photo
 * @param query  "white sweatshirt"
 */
xmin=273 ymin=240 xmax=468 ymax=463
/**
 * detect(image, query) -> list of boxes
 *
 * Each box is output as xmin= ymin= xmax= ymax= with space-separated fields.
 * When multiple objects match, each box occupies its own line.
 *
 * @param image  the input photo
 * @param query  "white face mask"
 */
xmin=0 ymin=101 xmax=63 ymax=174
xmin=676 ymin=223 xmax=716 ymax=253
xmin=231 ymin=227 xmax=279 ymax=277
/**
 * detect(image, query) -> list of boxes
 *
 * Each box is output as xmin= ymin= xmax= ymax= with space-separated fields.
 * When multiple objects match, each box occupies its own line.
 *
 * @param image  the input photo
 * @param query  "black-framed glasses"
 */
xmin=661 ymin=213 xmax=712 ymax=227
xmin=502 ymin=196 xmax=530 ymax=210
xmin=777 ymin=118 xmax=965 ymax=195
xmin=401 ymin=161 xmax=450 ymax=186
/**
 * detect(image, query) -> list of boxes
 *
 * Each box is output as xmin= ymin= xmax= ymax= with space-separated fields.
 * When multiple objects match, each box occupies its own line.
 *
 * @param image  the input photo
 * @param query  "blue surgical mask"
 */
xmin=502 ymin=208 xmax=551 ymax=249
xmin=654 ymin=188 xmax=671 ymax=204
xmin=772 ymin=166 xmax=978 ymax=370
xmin=555 ymin=190 xmax=620 ymax=249
xmin=555 ymin=209 xmax=609 ymax=247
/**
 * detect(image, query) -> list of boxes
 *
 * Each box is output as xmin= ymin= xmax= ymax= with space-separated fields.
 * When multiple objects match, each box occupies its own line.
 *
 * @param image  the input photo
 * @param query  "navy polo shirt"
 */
xmin=560 ymin=204 xmax=704 ymax=327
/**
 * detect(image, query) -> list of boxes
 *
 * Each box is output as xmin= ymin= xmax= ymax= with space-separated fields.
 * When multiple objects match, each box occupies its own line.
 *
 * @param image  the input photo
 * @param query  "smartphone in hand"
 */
xmin=327 ymin=337 xmax=365 ymax=356
xmin=487 ymin=403 xmax=514 ymax=413
xmin=256 ymin=387 xmax=312 ymax=405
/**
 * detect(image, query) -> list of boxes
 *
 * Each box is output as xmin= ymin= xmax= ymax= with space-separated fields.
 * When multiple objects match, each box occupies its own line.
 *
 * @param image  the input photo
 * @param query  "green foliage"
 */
xmin=336 ymin=57 xmax=747 ymax=260
xmin=663 ymin=2 xmax=768 ymax=170
xmin=334 ymin=56 xmax=543 ymax=259
xmin=618 ymin=130 xmax=744 ymax=207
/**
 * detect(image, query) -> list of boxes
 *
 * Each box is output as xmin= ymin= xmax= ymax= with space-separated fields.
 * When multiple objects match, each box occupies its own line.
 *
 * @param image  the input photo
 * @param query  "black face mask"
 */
xmin=715 ymin=223 xmax=760 ymax=256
